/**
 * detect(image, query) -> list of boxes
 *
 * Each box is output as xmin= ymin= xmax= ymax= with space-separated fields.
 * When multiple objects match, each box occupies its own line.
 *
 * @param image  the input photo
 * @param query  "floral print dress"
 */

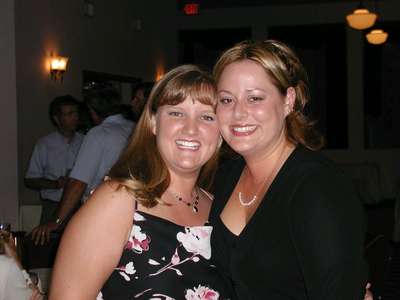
xmin=98 ymin=211 xmax=233 ymax=300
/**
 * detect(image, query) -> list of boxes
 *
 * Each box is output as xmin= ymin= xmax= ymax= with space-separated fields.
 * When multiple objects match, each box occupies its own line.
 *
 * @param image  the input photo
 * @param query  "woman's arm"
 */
xmin=289 ymin=166 xmax=368 ymax=300
xmin=49 ymin=181 xmax=135 ymax=300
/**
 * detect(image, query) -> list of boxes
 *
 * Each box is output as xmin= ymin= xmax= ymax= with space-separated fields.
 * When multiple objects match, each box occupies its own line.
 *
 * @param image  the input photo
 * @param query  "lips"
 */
xmin=175 ymin=139 xmax=201 ymax=150
xmin=230 ymin=125 xmax=257 ymax=136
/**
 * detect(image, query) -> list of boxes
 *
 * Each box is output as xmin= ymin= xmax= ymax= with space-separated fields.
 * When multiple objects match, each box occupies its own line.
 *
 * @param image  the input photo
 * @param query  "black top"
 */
xmin=100 ymin=211 xmax=233 ymax=299
xmin=210 ymin=146 xmax=368 ymax=300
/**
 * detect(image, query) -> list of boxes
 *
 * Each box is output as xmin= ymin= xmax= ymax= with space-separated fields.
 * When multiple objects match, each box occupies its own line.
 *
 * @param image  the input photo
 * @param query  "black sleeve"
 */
xmin=289 ymin=166 xmax=368 ymax=300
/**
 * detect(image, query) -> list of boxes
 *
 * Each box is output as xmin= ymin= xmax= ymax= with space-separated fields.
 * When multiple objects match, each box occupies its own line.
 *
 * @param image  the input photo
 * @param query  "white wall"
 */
xmin=0 ymin=0 xmax=18 ymax=228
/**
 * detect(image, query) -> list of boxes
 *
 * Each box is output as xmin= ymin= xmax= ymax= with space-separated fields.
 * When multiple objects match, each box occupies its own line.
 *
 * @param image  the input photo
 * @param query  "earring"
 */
xmin=218 ymin=135 xmax=223 ymax=148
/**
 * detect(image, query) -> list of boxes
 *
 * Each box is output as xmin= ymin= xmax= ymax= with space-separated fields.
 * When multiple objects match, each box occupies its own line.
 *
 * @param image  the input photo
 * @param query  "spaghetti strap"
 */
xmin=199 ymin=187 xmax=214 ymax=201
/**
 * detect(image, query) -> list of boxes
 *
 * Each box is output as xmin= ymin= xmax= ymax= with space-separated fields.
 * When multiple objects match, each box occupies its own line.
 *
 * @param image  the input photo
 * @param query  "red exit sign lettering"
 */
xmin=184 ymin=3 xmax=199 ymax=15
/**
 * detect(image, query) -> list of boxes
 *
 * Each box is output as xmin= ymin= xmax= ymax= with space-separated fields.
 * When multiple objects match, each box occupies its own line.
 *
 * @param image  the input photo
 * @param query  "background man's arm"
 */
xmin=30 ymin=178 xmax=86 ymax=245
xmin=24 ymin=177 xmax=66 ymax=190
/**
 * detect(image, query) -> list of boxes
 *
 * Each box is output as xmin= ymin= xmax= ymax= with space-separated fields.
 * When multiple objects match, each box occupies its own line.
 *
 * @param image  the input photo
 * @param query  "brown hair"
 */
xmin=109 ymin=64 xmax=220 ymax=207
xmin=213 ymin=40 xmax=324 ymax=150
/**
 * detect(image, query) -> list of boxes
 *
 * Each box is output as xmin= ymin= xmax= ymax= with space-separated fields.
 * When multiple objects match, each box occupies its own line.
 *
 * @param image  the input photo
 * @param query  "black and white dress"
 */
xmin=99 ymin=210 xmax=233 ymax=300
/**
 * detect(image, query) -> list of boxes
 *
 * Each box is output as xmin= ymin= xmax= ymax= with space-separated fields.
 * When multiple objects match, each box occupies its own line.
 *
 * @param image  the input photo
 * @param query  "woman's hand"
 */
xmin=28 ymin=284 xmax=44 ymax=300
xmin=1 ymin=231 xmax=19 ymax=262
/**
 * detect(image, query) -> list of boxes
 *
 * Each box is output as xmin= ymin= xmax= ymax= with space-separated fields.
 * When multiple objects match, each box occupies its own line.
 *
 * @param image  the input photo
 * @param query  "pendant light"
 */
xmin=365 ymin=0 xmax=389 ymax=45
xmin=366 ymin=29 xmax=388 ymax=45
xmin=346 ymin=1 xmax=377 ymax=30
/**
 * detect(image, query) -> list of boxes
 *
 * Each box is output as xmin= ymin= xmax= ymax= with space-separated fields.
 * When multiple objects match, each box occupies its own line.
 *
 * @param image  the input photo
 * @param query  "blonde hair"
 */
xmin=109 ymin=65 xmax=219 ymax=207
xmin=214 ymin=40 xmax=324 ymax=150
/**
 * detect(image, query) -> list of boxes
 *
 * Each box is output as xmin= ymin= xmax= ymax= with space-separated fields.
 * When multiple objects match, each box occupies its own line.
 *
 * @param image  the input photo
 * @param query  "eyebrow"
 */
xmin=217 ymin=89 xmax=231 ymax=94
xmin=245 ymin=88 xmax=266 ymax=93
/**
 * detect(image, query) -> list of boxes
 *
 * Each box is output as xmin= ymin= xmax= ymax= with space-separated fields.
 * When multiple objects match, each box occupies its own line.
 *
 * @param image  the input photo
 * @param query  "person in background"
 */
xmin=130 ymin=82 xmax=153 ymax=122
xmin=210 ymin=39 xmax=369 ymax=299
xmin=25 ymin=95 xmax=83 ymax=225
xmin=49 ymin=65 xmax=232 ymax=299
xmin=31 ymin=85 xmax=135 ymax=245
xmin=0 ymin=230 xmax=43 ymax=300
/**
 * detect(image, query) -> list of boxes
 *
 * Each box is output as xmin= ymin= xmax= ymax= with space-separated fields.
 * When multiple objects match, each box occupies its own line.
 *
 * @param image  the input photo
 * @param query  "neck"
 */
xmin=59 ymin=129 xmax=75 ymax=141
xmin=244 ymin=138 xmax=295 ymax=182
xmin=166 ymin=173 xmax=198 ymax=198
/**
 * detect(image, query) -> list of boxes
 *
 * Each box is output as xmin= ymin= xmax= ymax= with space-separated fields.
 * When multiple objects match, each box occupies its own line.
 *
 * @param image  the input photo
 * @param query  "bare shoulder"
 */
xmin=51 ymin=180 xmax=135 ymax=299
xmin=67 ymin=180 xmax=136 ymax=237
xmin=86 ymin=180 xmax=135 ymax=210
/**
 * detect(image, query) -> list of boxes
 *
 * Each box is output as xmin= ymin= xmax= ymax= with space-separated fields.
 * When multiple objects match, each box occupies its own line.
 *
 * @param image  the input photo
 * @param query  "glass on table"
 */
xmin=0 ymin=222 xmax=11 ymax=232
xmin=0 ymin=222 xmax=12 ymax=253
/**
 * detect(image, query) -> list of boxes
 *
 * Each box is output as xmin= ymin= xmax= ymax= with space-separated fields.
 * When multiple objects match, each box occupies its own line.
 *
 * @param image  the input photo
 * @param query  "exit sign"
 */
xmin=184 ymin=3 xmax=199 ymax=15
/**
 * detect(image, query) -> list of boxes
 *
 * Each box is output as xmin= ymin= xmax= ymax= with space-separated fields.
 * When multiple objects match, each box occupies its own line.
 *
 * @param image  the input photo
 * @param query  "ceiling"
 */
xmin=178 ymin=0 xmax=358 ymax=9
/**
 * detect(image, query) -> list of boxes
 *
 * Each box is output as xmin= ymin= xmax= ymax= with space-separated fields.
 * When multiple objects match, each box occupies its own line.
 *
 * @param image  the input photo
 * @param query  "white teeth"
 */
xmin=232 ymin=125 xmax=256 ymax=133
xmin=176 ymin=140 xmax=200 ymax=149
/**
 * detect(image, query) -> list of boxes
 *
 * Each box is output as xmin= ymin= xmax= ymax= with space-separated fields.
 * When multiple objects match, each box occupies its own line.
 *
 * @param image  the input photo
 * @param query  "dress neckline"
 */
xmin=217 ymin=146 xmax=300 ymax=239
xmin=135 ymin=210 xmax=210 ymax=229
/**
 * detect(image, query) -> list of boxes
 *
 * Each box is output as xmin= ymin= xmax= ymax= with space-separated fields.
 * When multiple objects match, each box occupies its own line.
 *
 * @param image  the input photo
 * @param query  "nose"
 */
xmin=233 ymin=100 xmax=248 ymax=120
xmin=182 ymin=117 xmax=198 ymax=136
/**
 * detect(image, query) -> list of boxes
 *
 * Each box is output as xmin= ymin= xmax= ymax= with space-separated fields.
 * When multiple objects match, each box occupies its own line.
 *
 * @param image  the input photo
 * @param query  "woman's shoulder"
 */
xmin=284 ymin=147 xmax=360 ymax=209
xmin=84 ymin=180 xmax=136 ymax=217
xmin=285 ymin=146 xmax=343 ymax=178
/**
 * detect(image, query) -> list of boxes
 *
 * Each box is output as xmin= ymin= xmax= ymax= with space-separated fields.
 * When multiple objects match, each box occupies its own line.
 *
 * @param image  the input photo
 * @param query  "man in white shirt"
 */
xmin=25 ymin=95 xmax=83 ymax=225
xmin=31 ymin=85 xmax=135 ymax=245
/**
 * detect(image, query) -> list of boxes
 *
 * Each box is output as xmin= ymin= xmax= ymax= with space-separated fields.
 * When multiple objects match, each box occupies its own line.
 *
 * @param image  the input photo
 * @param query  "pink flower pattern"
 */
xmin=185 ymin=285 xmax=220 ymax=300
xmin=125 ymin=224 xmax=151 ymax=254
xmin=99 ymin=212 xmax=227 ymax=300
xmin=148 ymin=226 xmax=212 ymax=277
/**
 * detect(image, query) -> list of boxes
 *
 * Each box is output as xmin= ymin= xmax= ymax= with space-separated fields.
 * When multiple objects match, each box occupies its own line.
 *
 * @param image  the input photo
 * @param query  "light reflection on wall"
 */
xmin=155 ymin=62 xmax=165 ymax=81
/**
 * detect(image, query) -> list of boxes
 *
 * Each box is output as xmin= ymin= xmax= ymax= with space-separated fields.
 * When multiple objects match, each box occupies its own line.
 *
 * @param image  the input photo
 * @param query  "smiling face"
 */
xmin=216 ymin=59 xmax=294 ymax=158
xmin=152 ymin=97 xmax=219 ymax=178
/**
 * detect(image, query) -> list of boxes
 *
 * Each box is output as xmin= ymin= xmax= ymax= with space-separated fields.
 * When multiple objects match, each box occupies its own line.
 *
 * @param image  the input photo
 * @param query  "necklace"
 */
xmin=237 ymin=167 xmax=270 ymax=207
xmin=238 ymin=145 xmax=291 ymax=207
xmin=238 ymin=191 xmax=257 ymax=206
xmin=173 ymin=187 xmax=200 ymax=213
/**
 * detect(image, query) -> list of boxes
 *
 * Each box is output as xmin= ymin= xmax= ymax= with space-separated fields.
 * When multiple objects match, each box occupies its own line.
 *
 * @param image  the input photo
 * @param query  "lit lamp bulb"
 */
xmin=366 ymin=29 xmax=388 ymax=45
xmin=50 ymin=56 xmax=68 ymax=82
xmin=346 ymin=8 xmax=377 ymax=30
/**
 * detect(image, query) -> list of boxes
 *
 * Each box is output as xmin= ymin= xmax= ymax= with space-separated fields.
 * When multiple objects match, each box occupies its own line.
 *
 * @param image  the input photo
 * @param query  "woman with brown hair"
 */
xmin=49 ymin=65 xmax=232 ymax=299
xmin=210 ymin=40 xmax=369 ymax=299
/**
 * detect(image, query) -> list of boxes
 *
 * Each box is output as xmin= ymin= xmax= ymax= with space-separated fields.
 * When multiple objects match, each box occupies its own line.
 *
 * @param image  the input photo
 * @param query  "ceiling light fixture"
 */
xmin=346 ymin=2 xmax=377 ymax=30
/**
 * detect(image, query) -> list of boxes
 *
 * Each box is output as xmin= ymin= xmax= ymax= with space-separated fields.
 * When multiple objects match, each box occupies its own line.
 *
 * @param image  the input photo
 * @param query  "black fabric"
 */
xmin=101 ymin=211 xmax=233 ymax=299
xmin=210 ymin=146 xmax=368 ymax=300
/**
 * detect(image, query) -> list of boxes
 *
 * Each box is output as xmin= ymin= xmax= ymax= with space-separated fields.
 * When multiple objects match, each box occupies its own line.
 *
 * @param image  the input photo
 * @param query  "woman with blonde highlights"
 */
xmin=210 ymin=40 xmax=369 ymax=299
xmin=50 ymin=65 xmax=232 ymax=300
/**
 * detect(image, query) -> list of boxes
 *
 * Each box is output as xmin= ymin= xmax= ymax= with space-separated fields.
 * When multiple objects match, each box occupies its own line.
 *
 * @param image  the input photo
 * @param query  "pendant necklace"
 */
xmin=173 ymin=187 xmax=200 ymax=213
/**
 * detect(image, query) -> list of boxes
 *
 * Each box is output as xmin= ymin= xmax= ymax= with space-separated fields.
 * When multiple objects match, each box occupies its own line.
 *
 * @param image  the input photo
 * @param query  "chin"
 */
xmin=175 ymin=160 xmax=204 ymax=173
xmin=226 ymin=141 xmax=254 ymax=156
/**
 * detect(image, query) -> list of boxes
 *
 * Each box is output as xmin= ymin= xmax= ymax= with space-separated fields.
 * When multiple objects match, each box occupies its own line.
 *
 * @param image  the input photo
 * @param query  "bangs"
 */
xmin=152 ymin=68 xmax=217 ymax=111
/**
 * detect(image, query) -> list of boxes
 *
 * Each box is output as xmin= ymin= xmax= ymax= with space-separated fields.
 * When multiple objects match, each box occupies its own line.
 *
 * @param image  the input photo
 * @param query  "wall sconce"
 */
xmin=50 ymin=56 xmax=68 ymax=82
xmin=346 ymin=1 xmax=377 ymax=30
xmin=155 ymin=63 xmax=165 ymax=82
xmin=366 ymin=29 xmax=388 ymax=45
